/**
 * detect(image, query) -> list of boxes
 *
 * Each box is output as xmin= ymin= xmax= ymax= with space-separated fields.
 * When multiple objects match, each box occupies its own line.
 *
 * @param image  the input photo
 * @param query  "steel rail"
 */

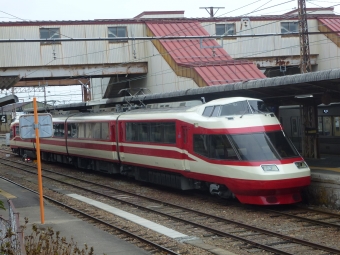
xmin=297 ymin=204 xmax=340 ymax=217
xmin=1 ymin=158 xmax=340 ymax=254
xmin=0 ymin=176 xmax=180 ymax=255
xmin=264 ymin=208 xmax=340 ymax=229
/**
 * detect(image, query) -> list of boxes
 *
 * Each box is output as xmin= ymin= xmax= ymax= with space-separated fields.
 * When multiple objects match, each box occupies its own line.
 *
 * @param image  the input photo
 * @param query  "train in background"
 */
xmin=279 ymin=103 xmax=340 ymax=155
xmin=10 ymin=97 xmax=311 ymax=205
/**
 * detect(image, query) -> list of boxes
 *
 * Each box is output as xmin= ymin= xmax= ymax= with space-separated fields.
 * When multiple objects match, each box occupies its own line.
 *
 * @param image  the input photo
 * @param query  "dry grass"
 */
xmin=1 ymin=218 xmax=99 ymax=255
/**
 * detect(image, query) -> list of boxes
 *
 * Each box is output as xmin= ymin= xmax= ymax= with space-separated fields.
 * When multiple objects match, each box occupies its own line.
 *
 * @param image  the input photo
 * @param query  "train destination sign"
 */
xmin=19 ymin=113 xmax=53 ymax=139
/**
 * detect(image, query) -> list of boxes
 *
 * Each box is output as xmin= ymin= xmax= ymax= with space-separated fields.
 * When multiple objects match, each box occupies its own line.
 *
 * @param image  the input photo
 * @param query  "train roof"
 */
xmin=10 ymin=97 xmax=264 ymax=124
xmin=204 ymin=97 xmax=262 ymax=107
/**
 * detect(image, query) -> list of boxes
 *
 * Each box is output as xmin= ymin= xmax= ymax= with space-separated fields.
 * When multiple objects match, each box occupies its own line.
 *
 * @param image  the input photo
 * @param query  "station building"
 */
xmin=1 ymin=7 xmax=339 ymax=101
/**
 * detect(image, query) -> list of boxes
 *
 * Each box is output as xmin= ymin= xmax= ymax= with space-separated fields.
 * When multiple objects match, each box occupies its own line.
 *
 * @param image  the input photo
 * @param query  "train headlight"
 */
xmin=261 ymin=164 xmax=279 ymax=172
xmin=294 ymin=161 xmax=308 ymax=169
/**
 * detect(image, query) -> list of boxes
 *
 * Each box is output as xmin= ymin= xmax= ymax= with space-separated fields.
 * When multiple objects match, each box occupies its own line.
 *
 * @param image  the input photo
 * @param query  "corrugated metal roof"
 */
xmin=194 ymin=63 xmax=265 ymax=85
xmin=146 ymin=22 xmax=265 ymax=86
xmin=318 ymin=17 xmax=340 ymax=36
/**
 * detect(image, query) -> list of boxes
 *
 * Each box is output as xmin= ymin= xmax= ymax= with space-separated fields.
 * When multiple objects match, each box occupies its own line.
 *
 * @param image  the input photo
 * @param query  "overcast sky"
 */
xmin=1 ymin=0 xmax=340 ymax=105
xmin=1 ymin=0 xmax=339 ymax=21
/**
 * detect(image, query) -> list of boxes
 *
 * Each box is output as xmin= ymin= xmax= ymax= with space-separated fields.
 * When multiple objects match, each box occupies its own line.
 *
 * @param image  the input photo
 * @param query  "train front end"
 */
xmin=195 ymin=97 xmax=311 ymax=205
xmin=221 ymin=129 xmax=311 ymax=205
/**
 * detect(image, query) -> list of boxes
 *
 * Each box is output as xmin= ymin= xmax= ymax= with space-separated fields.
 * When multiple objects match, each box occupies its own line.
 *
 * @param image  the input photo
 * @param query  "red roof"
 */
xmin=318 ymin=18 xmax=340 ymax=36
xmin=146 ymin=22 xmax=265 ymax=86
xmin=194 ymin=63 xmax=265 ymax=85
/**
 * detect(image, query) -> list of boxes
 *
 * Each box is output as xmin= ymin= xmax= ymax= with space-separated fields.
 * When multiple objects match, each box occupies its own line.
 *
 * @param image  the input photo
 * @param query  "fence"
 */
xmin=0 ymin=200 xmax=25 ymax=255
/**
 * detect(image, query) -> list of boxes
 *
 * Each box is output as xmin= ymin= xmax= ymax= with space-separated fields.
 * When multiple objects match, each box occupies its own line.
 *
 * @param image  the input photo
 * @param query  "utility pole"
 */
xmin=298 ymin=0 xmax=311 ymax=73
xmin=199 ymin=7 xmax=225 ymax=17
xmin=298 ymin=0 xmax=319 ymax=158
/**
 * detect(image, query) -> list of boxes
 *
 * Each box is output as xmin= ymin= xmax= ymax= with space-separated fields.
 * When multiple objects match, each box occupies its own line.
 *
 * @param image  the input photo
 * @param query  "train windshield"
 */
xmin=248 ymin=100 xmax=271 ymax=113
xmin=220 ymin=101 xmax=251 ymax=116
xmin=229 ymin=131 xmax=299 ymax=161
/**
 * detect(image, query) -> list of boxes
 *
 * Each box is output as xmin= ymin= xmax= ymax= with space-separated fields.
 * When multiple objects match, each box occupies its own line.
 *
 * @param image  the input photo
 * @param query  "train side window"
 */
xmin=10 ymin=128 xmax=13 ymax=138
xmin=78 ymin=123 xmax=85 ymax=138
xmin=209 ymin=135 xmax=238 ymax=160
xmin=334 ymin=117 xmax=340 ymax=136
xmin=126 ymin=122 xmax=175 ymax=143
xmin=150 ymin=123 xmax=163 ymax=142
xmin=53 ymin=123 xmax=64 ymax=137
xmin=163 ymin=122 xmax=176 ymax=144
xmin=101 ymin=123 xmax=109 ymax=139
xmin=92 ymin=123 xmax=101 ymax=139
xmin=211 ymin=106 xmax=221 ymax=117
xmin=138 ymin=123 xmax=149 ymax=142
xmin=15 ymin=126 xmax=20 ymax=136
xmin=126 ymin=122 xmax=138 ymax=141
xmin=193 ymin=134 xmax=209 ymax=157
xmin=85 ymin=123 xmax=92 ymax=138
xmin=203 ymin=106 xmax=214 ymax=117
xmin=68 ymin=123 xmax=78 ymax=138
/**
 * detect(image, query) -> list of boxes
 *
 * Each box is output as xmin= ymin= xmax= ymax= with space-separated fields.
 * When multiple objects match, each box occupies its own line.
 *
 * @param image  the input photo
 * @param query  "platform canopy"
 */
xmin=96 ymin=68 xmax=340 ymax=107
xmin=25 ymin=69 xmax=340 ymax=112
xmin=0 ymin=95 xmax=19 ymax=107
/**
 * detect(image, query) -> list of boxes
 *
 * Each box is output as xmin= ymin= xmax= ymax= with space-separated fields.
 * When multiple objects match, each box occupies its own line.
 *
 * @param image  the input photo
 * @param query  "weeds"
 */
xmin=1 ymin=217 xmax=96 ymax=255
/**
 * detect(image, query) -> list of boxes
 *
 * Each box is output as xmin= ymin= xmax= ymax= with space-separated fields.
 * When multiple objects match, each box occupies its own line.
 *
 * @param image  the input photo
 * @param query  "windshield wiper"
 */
xmin=251 ymin=106 xmax=267 ymax=115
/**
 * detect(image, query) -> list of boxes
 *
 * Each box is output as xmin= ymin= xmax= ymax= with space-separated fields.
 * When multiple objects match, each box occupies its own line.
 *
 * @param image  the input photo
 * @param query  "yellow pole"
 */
xmin=33 ymin=98 xmax=45 ymax=224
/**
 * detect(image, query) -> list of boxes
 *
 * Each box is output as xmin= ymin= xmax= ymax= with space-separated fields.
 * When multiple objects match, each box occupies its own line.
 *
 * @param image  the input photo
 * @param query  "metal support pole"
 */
xmin=33 ymin=98 xmax=45 ymax=224
xmin=298 ymin=0 xmax=312 ymax=73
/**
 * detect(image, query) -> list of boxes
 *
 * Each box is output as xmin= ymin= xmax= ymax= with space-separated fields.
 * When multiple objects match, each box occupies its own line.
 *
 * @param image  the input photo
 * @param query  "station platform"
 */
xmin=0 ymin=178 xmax=151 ymax=255
xmin=304 ymin=154 xmax=340 ymax=209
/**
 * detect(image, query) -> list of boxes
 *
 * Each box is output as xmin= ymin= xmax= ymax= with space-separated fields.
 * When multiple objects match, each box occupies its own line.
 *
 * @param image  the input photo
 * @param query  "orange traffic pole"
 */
xmin=33 ymin=98 xmax=45 ymax=224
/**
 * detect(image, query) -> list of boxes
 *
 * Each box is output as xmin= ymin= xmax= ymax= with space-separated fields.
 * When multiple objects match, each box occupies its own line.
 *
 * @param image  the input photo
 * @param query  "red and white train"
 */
xmin=10 ymin=97 xmax=310 ymax=205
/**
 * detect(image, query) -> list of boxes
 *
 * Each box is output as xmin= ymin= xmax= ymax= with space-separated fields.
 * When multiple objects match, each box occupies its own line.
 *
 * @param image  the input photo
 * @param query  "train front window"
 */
xmin=266 ymin=131 xmax=299 ymax=158
xmin=220 ymin=101 xmax=251 ymax=116
xmin=229 ymin=131 xmax=299 ymax=161
xmin=248 ymin=100 xmax=271 ymax=114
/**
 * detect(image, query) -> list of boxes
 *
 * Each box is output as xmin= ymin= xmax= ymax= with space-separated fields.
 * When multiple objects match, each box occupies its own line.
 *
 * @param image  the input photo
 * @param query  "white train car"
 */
xmin=10 ymin=97 xmax=311 ymax=205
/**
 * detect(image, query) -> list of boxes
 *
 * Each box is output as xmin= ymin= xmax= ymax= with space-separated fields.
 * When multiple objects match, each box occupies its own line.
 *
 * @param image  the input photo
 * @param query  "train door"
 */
xmin=181 ymin=126 xmax=190 ymax=171
xmin=110 ymin=122 xmax=118 ymax=161
xmin=115 ymin=117 xmax=124 ymax=162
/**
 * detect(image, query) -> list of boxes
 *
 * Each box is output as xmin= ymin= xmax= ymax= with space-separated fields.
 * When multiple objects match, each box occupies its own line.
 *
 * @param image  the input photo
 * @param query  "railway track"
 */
xmin=1 ymin=155 xmax=340 ymax=254
xmin=0 ymin=176 xmax=180 ymax=255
